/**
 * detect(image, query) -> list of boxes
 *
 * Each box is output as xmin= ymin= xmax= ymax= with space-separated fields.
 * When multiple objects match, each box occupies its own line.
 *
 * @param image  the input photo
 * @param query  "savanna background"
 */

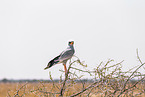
xmin=0 ymin=0 xmax=145 ymax=96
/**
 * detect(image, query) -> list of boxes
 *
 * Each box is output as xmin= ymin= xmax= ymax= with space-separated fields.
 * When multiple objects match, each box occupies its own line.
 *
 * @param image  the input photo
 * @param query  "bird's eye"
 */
xmin=68 ymin=41 xmax=74 ymax=45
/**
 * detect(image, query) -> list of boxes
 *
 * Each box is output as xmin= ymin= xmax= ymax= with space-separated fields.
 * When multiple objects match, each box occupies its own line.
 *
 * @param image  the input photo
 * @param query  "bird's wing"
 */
xmin=58 ymin=49 xmax=74 ymax=62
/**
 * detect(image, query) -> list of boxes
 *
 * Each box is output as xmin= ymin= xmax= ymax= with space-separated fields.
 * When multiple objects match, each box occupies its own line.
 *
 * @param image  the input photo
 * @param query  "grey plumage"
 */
xmin=44 ymin=41 xmax=75 ymax=70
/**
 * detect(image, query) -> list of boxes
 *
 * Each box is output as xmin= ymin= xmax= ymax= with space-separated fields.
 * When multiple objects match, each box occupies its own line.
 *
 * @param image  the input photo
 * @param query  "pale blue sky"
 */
xmin=0 ymin=0 xmax=145 ymax=79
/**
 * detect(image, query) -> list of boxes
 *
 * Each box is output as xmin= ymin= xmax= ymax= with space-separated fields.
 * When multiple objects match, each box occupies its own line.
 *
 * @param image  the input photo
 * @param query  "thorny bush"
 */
xmin=9 ymin=49 xmax=145 ymax=97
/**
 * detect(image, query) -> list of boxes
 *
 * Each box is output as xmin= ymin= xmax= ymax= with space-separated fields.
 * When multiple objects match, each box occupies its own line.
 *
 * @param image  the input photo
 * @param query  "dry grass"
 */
xmin=0 ymin=82 xmax=91 ymax=97
xmin=0 ymin=82 xmax=144 ymax=97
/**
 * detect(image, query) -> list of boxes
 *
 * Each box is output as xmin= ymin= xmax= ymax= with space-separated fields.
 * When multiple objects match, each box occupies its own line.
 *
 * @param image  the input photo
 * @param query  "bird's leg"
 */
xmin=63 ymin=64 xmax=68 ymax=75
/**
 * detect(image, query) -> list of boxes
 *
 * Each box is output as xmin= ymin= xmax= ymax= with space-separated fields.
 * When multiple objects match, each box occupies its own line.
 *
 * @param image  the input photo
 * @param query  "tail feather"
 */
xmin=44 ymin=55 xmax=60 ymax=70
xmin=44 ymin=66 xmax=49 ymax=70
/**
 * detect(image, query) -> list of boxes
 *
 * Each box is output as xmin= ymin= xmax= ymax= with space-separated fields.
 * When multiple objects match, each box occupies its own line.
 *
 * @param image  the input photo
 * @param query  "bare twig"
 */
xmin=69 ymin=80 xmax=103 ymax=97
xmin=118 ymin=49 xmax=145 ymax=97
xmin=59 ymin=60 xmax=77 ymax=96
xmin=14 ymin=82 xmax=28 ymax=97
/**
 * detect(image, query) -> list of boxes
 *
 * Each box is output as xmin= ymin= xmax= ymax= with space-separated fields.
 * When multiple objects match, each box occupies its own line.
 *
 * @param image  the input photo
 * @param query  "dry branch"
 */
xmin=8 ymin=49 xmax=145 ymax=97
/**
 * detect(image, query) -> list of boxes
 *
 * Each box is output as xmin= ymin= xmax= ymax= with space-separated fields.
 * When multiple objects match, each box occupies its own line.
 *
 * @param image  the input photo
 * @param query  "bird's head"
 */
xmin=68 ymin=41 xmax=74 ymax=46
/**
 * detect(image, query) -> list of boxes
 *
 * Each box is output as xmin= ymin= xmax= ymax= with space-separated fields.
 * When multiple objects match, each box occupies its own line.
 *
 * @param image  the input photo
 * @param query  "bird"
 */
xmin=44 ymin=41 xmax=75 ymax=74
